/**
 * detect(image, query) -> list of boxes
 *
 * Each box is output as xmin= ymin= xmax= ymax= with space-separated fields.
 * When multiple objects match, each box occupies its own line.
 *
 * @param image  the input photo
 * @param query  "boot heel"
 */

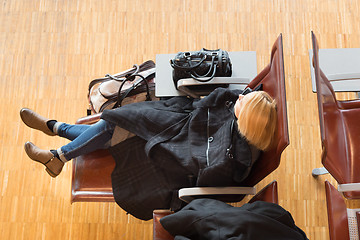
xmin=45 ymin=168 xmax=57 ymax=178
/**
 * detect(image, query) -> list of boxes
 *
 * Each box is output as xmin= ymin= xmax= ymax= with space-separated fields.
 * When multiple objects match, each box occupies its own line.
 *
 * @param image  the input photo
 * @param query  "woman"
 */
xmin=21 ymin=88 xmax=277 ymax=219
xmin=22 ymin=89 xmax=276 ymax=176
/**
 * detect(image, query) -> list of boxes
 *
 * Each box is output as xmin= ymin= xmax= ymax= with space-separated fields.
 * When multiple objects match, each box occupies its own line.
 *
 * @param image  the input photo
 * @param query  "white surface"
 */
xmin=338 ymin=183 xmax=360 ymax=192
xmin=178 ymin=186 xmax=256 ymax=203
xmin=309 ymin=48 xmax=360 ymax=92
xmin=156 ymin=51 xmax=257 ymax=97
xmin=177 ymin=77 xmax=252 ymax=98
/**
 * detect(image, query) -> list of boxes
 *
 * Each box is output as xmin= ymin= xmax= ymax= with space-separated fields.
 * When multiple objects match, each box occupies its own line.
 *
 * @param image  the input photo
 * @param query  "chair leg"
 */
xmin=312 ymin=167 xmax=329 ymax=177
xmin=153 ymin=210 xmax=174 ymax=240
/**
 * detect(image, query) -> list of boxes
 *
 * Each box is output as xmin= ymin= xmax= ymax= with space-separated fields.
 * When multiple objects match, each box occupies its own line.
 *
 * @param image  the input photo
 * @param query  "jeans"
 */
xmin=56 ymin=120 xmax=116 ymax=162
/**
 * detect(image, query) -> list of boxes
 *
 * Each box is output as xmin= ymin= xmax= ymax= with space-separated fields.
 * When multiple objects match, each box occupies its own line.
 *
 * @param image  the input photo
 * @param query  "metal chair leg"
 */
xmin=312 ymin=167 xmax=329 ymax=177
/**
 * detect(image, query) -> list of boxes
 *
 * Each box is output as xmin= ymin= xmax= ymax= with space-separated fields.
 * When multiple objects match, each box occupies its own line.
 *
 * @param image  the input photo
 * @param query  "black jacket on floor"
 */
xmin=160 ymin=199 xmax=309 ymax=240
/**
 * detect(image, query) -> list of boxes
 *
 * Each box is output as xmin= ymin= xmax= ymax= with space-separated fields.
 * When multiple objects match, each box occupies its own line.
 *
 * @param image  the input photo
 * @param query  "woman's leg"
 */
xmin=21 ymin=108 xmax=117 ymax=177
xmin=57 ymin=119 xmax=116 ymax=162
xmin=24 ymin=119 xmax=116 ymax=177
xmin=55 ymin=122 xmax=92 ymax=141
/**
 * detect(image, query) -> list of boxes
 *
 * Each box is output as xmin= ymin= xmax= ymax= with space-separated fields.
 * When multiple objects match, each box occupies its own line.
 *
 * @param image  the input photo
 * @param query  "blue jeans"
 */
xmin=56 ymin=120 xmax=116 ymax=162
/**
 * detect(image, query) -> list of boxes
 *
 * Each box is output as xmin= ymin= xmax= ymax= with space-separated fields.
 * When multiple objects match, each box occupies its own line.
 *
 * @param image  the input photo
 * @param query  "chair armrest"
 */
xmin=178 ymin=186 xmax=256 ymax=203
xmin=338 ymin=99 xmax=360 ymax=110
xmin=177 ymin=77 xmax=249 ymax=98
xmin=248 ymin=181 xmax=278 ymax=204
xmin=76 ymin=113 xmax=102 ymax=125
xmin=327 ymin=73 xmax=360 ymax=81
xmin=338 ymin=183 xmax=360 ymax=192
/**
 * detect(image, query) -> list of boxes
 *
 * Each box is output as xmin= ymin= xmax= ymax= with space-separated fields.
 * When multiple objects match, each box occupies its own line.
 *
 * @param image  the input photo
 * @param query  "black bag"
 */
xmin=170 ymin=48 xmax=232 ymax=89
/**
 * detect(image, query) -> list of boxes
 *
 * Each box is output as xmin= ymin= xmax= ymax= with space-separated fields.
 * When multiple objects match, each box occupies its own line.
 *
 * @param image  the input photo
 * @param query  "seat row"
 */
xmin=71 ymin=33 xmax=360 ymax=239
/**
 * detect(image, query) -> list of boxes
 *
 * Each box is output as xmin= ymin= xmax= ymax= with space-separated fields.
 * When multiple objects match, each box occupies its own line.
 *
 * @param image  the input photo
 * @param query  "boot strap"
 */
xmin=44 ymin=155 xmax=56 ymax=165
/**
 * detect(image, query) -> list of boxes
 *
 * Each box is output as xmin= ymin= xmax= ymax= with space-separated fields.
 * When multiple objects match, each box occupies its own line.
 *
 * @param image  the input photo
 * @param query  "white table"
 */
xmin=155 ymin=51 xmax=257 ymax=97
xmin=309 ymin=48 xmax=360 ymax=93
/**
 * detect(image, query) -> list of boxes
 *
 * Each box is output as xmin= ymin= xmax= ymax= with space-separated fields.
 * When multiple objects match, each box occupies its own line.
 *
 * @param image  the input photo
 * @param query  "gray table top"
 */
xmin=309 ymin=48 xmax=360 ymax=92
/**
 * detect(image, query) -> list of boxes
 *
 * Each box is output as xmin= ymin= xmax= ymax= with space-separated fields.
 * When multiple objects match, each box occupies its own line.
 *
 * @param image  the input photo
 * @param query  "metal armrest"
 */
xmin=327 ymin=73 xmax=360 ymax=81
xmin=312 ymin=167 xmax=329 ymax=177
xmin=177 ymin=77 xmax=250 ymax=98
xmin=338 ymin=183 xmax=360 ymax=192
xmin=178 ymin=186 xmax=256 ymax=203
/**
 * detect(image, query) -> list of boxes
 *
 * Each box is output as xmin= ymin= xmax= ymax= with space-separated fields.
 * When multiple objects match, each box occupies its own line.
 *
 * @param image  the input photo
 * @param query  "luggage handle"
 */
xmin=113 ymin=74 xmax=151 ymax=108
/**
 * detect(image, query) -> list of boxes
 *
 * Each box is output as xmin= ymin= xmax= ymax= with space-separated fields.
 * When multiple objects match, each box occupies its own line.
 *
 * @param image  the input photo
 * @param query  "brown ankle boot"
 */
xmin=24 ymin=142 xmax=64 ymax=177
xmin=20 ymin=108 xmax=56 ymax=136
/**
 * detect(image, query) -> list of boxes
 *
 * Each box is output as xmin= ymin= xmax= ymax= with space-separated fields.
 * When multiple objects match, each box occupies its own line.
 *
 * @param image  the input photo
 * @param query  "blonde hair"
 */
xmin=237 ymin=91 xmax=277 ymax=151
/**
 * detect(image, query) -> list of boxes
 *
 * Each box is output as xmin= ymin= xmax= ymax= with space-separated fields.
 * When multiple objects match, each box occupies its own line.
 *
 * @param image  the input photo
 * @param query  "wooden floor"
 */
xmin=1 ymin=0 xmax=359 ymax=239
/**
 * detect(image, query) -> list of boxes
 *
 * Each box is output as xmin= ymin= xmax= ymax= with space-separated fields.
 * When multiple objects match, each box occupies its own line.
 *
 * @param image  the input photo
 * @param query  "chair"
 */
xmin=324 ymin=180 xmax=360 ymax=240
xmin=71 ymin=113 xmax=115 ymax=203
xmin=71 ymin=34 xmax=288 ymax=203
xmin=153 ymin=181 xmax=279 ymax=240
xmin=311 ymin=32 xmax=360 ymax=199
xmin=178 ymin=33 xmax=289 ymax=201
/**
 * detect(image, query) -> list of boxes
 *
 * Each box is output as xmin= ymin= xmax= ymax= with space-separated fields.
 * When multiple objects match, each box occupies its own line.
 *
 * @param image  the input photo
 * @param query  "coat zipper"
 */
xmin=226 ymin=119 xmax=235 ymax=159
xmin=206 ymin=108 xmax=210 ymax=166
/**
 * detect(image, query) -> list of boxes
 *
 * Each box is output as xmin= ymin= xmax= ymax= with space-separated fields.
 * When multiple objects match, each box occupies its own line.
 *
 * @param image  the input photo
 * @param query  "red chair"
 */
xmin=71 ymin=34 xmax=289 ymax=203
xmin=311 ymin=32 xmax=360 ymax=199
xmin=324 ymin=180 xmax=357 ymax=240
xmin=153 ymin=181 xmax=279 ymax=240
